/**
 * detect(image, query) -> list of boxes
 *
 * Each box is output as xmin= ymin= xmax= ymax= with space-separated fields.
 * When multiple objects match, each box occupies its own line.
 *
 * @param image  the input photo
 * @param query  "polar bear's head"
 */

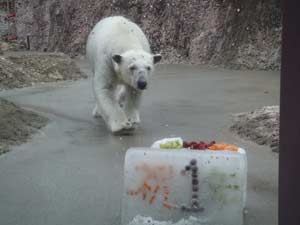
xmin=112 ymin=50 xmax=162 ymax=90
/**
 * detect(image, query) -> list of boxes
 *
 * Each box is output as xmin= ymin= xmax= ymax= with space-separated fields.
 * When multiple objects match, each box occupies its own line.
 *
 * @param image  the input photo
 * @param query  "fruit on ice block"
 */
xmin=122 ymin=147 xmax=247 ymax=225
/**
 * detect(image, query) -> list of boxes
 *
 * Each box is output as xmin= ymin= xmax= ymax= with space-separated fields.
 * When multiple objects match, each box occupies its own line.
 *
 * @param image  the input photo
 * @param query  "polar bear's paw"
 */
xmin=92 ymin=105 xmax=102 ymax=118
xmin=130 ymin=111 xmax=141 ymax=126
xmin=109 ymin=119 xmax=136 ymax=135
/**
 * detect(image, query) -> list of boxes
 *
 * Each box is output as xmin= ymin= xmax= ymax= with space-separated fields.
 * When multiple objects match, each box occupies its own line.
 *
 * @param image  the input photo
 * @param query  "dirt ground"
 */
xmin=0 ymin=51 xmax=87 ymax=91
xmin=0 ymin=98 xmax=48 ymax=155
xmin=230 ymin=106 xmax=279 ymax=152
xmin=0 ymin=48 xmax=87 ymax=154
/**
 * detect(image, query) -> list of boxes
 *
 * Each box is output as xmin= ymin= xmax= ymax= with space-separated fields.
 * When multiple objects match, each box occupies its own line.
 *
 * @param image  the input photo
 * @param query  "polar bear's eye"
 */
xmin=129 ymin=65 xmax=137 ymax=71
xmin=146 ymin=66 xmax=151 ymax=71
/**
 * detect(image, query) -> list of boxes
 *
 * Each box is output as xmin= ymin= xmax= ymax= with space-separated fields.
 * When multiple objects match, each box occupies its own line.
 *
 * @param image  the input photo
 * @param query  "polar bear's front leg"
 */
xmin=92 ymin=105 xmax=102 ymax=118
xmin=122 ymin=85 xmax=142 ymax=127
xmin=93 ymin=80 xmax=133 ymax=133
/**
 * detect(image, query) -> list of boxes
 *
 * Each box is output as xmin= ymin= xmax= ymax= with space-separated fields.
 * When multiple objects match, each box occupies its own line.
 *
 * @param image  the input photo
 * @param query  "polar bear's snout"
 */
xmin=137 ymin=76 xmax=147 ymax=90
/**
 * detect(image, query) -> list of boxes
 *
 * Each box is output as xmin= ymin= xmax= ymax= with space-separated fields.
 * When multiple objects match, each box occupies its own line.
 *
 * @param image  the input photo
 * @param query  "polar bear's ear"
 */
xmin=153 ymin=54 xmax=162 ymax=64
xmin=112 ymin=54 xmax=122 ymax=64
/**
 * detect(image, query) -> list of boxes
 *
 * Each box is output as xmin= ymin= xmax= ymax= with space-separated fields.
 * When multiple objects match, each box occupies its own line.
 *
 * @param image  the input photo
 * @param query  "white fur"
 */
xmin=86 ymin=16 xmax=161 ymax=133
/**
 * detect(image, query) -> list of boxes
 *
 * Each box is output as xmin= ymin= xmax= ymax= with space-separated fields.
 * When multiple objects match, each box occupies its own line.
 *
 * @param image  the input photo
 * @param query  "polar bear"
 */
xmin=86 ymin=16 xmax=161 ymax=134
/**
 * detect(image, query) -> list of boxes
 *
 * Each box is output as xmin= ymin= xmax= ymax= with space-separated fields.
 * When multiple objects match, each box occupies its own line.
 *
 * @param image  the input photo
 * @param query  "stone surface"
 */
xmin=15 ymin=0 xmax=281 ymax=70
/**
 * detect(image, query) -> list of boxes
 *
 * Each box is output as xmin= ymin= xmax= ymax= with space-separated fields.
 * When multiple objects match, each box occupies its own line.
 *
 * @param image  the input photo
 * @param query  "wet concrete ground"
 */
xmin=0 ymin=63 xmax=279 ymax=225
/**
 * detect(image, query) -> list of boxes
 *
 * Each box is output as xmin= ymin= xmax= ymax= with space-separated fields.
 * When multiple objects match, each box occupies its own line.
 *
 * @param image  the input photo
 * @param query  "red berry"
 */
xmin=191 ymin=142 xmax=198 ymax=149
xmin=210 ymin=141 xmax=216 ymax=145
xmin=183 ymin=141 xmax=189 ymax=148
xmin=184 ymin=140 xmax=217 ymax=150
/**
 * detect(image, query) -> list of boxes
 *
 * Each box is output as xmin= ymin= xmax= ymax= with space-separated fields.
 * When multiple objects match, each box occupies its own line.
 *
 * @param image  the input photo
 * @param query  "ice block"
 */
xmin=122 ymin=148 xmax=247 ymax=225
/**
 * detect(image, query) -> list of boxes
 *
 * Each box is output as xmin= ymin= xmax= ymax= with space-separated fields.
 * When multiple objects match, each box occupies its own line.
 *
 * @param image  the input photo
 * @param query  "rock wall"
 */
xmin=15 ymin=0 xmax=281 ymax=70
